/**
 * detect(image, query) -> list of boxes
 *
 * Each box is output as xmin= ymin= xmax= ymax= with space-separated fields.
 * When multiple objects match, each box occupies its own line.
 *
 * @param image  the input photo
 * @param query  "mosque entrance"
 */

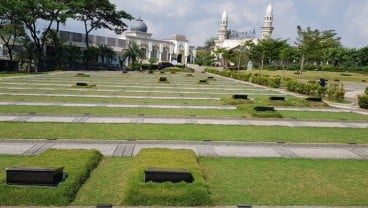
xmin=177 ymin=54 xmax=182 ymax=63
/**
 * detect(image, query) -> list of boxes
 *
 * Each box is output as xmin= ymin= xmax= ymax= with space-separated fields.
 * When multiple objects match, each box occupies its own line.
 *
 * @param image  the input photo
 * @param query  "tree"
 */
xmin=12 ymin=0 xmax=69 ymax=72
xmin=71 ymin=0 xmax=132 ymax=69
xmin=122 ymin=42 xmax=145 ymax=70
xmin=0 ymin=0 xmax=26 ymax=62
xmin=295 ymin=25 xmax=340 ymax=77
xmin=245 ymin=38 xmax=288 ymax=70
xmin=98 ymin=44 xmax=115 ymax=64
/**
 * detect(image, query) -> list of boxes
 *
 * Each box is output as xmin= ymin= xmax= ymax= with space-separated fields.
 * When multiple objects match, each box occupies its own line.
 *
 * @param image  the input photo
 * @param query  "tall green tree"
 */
xmin=295 ymin=25 xmax=340 ymax=77
xmin=12 ymin=0 xmax=69 ymax=72
xmin=71 ymin=0 xmax=132 ymax=70
xmin=0 ymin=0 xmax=26 ymax=62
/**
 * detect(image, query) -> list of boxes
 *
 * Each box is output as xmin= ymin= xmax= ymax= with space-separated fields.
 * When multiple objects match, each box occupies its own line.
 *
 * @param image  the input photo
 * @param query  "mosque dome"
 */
xmin=131 ymin=18 xmax=148 ymax=33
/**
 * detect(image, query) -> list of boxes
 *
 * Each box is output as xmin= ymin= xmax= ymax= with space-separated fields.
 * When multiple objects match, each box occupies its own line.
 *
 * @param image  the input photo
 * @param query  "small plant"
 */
xmin=75 ymin=73 xmax=90 ymax=77
xmin=158 ymin=77 xmax=169 ymax=83
xmin=73 ymin=83 xmax=96 ymax=88
xmin=198 ymin=79 xmax=208 ymax=84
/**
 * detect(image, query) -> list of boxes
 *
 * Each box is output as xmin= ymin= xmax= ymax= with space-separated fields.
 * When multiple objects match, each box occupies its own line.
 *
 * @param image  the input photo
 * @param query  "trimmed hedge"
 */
xmin=206 ymin=68 xmax=345 ymax=101
xmin=358 ymin=87 xmax=368 ymax=109
xmin=0 ymin=149 xmax=102 ymax=205
xmin=123 ymin=148 xmax=212 ymax=206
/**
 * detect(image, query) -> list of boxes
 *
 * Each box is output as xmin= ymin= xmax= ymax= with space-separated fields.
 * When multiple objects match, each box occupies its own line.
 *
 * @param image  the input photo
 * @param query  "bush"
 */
xmin=123 ymin=148 xmax=212 ymax=206
xmin=0 ymin=149 xmax=102 ymax=205
xmin=358 ymin=95 xmax=368 ymax=109
xmin=365 ymin=87 xmax=368 ymax=95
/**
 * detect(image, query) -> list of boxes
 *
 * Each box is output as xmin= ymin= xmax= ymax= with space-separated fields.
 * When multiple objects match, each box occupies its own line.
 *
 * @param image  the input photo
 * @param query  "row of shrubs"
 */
xmin=205 ymin=68 xmax=345 ymax=102
xmin=286 ymin=79 xmax=345 ymax=102
xmin=205 ymin=68 xmax=282 ymax=89
xmin=358 ymin=87 xmax=368 ymax=109
xmin=262 ymin=64 xmax=368 ymax=72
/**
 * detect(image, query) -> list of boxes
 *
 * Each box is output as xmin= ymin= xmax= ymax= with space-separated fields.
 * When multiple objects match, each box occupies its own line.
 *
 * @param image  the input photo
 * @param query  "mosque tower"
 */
xmin=218 ymin=11 xmax=228 ymax=42
xmin=261 ymin=4 xmax=274 ymax=39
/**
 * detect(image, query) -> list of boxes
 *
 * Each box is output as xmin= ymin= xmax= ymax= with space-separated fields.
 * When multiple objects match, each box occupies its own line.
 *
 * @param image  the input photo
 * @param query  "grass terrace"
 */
xmin=0 ymin=122 xmax=367 ymax=143
xmin=0 ymin=149 xmax=362 ymax=206
xmin=0 ymin=149 xmax=102 ymax=205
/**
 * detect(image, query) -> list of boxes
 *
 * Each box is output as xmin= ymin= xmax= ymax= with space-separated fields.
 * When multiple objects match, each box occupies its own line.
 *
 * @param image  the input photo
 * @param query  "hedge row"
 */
xmin=286 ymin=79 xmax=345 ymax=102
xmin=205 ymin=68 xmax=345 ymax=102
xmin=358 ymin=87 xmax=368 ymax=109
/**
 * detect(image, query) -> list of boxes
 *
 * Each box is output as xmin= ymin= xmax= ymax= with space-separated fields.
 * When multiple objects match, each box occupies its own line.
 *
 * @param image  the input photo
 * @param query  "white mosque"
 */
xmin=215 ymin=4 xmax=274 ymax=50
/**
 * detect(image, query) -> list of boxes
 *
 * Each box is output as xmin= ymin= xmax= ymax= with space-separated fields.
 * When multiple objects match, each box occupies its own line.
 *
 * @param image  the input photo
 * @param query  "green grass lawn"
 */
xmin=72 ymin=157 xmax=134 ymax=205
xmin=201 ymin=157 xmax=368 ymax=205
xmin=122 ymin=148 xmax=211 ymax=206
xmin=0 ymin=122 xmax=367 ymax=143
xmin=0 ymin=149 xmax=102 ymax=205
xmin=0 ymin=94 xmax=223 ymax=105
xmin=0 ymin=72 xmax=35 ymax=78
xmin=1 ymin=151 xmax=367 ymax=206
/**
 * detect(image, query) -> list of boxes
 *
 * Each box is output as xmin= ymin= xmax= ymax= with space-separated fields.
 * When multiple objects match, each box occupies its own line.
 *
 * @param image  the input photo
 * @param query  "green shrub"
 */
xmin=123 ymin=148 xmax=212 ymax=206
xmin=358 ymin=95 xmax=368 ymax=109
xmin=365 ymin=87 xmax=368 ymax=95
xmin=221 ymin=96 xmax=253 ymax=105
xmin=0 ymin=149 xmax=102 ymax=205
xmin=237 ymin=104 xmax=282 ymax=118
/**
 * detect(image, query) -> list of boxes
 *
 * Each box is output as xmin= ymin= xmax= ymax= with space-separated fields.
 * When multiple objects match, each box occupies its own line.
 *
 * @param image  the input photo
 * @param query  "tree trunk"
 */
xmin=299 ymin=54 xmax=305 ymax=79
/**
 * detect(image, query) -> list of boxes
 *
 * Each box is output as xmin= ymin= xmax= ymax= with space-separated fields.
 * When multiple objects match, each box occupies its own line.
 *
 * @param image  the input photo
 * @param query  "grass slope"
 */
xmin=0 ymin=122 xmax=367 ymax=143
xmin=201 ymin=157 xmax=368 ymax=205
xmin=73 ymin=157 xmax=134 ymax=205
xmin=0 ymin=149 xmax=102 ymax=205
xmin=123 ymin=148 xmax=212 ymax=206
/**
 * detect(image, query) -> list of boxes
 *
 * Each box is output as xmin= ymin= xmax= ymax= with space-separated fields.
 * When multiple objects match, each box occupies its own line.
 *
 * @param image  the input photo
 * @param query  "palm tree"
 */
xmin=122 ymin=42 xmax=145 ymax=70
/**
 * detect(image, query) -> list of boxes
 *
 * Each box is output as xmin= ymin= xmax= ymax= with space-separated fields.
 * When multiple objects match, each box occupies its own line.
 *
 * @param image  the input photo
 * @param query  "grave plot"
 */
xmin=123 ymin=148 xmax=211 ymax=206
xmin=0 ymin=149 xmax=102 ymax=206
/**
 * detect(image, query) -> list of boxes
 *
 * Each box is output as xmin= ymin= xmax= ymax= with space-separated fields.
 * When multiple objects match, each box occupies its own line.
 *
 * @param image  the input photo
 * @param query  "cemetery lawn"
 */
xmin=122 ymin=148 xmax=211 ymax=206
xmin=0 ymin=149 xmax=102 ymax=205
xmin=201 ymin=157 xmax=368 ymax=205
xmin=0 ymin=94 xmax=222 ymax=105
xmin=0 ymin=122 xmax=367 ymax=144
xmin=1 ymin=105 xmax=368 ymax=120
xmin=72 ymin=157 xmax=134 ymax=205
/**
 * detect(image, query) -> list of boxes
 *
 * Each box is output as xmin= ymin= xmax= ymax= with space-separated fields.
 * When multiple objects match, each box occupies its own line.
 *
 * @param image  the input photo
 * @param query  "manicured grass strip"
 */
xmin=123 ymin=148 xmax=211 ymax=206
xmin=279 ymin=110 xmax=368 ymax=121
xmin=200 ymin=157 xmax=368 ymax=205
xmin=0 ymin=95 xmax=222 ymax=105
xmin=0 ymin=149 xmax=102 ymax=206
xmin=1 ymin=105 xmax=367 ymax=120
xmin=0 ymin=105 xmax=241 ymax=118
xmin=0 ymin=73 xmax=34 ymax=78
xmin=0 ymin=122 xmax=367 ymax=143
xmin=73 ymin=157 xmax=134 ymax=205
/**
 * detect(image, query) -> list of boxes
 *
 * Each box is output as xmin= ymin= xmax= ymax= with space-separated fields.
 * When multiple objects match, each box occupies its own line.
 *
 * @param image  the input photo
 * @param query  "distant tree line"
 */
xmin=0 ymin=0 xmax=132 ymax=72
xmin=196 ymin=26 xmax=368 ymax=73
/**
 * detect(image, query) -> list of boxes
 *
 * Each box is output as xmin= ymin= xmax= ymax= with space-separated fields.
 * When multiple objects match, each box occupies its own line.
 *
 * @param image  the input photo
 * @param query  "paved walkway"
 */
xmin=1 ymin=139 xmax=367 ymax=159
xmin=1 ymin=113 xmax=367 ymax=128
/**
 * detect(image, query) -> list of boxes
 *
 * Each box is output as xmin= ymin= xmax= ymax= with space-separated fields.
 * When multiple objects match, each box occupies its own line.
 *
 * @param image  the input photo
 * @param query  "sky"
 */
xmin=63 ymin=0 xmax=368 ymax=48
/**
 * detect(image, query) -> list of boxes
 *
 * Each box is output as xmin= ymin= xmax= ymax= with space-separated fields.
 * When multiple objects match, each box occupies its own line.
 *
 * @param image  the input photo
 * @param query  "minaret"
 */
xmin=261 ymin=4 xmax=274 ymax=39
xmin=218 ymin=11 xmax=228 ymax=42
